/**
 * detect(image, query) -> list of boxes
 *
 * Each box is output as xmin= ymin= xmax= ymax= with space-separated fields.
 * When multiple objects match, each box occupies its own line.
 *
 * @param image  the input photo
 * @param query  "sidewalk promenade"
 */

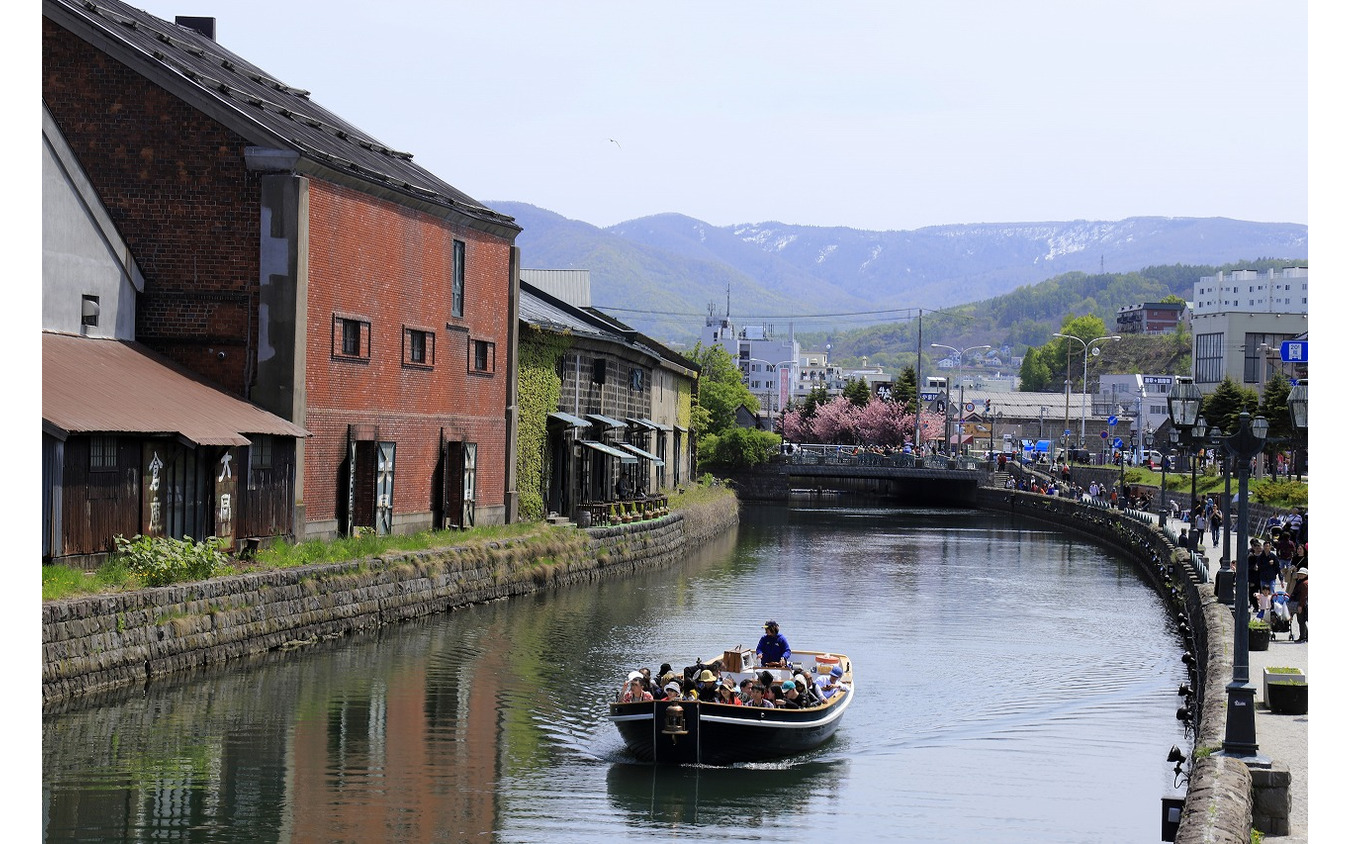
xmin=1162 ymin=513 xmax=1308 ymax=843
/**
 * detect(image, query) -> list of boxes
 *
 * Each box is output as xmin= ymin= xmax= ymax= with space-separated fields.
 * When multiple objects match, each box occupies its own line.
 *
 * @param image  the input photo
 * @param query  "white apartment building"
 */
xmin=701 ymin=316 xmax=800 ymax=414
xmin=1190 ymin=268 xmax=1308 ymax=392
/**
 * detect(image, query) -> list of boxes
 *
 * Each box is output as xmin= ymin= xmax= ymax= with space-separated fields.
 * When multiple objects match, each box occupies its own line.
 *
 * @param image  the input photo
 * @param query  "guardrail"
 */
xmin=782 ymin=445 xmax=980 ymax=470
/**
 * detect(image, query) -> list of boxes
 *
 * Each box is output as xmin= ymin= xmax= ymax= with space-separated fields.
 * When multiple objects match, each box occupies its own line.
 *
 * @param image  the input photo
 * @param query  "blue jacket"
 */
xmin=756 ymin=633 xmax=791 ymax=664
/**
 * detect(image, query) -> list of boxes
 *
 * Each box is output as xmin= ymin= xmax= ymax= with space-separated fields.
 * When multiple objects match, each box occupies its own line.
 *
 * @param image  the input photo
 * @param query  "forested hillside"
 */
xmin=801 ymin=258 xmax=1300 ymax=375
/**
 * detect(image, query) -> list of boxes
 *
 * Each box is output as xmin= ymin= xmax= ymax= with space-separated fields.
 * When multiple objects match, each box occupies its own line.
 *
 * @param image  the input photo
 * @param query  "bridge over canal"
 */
xmin=725 ymin=447 xmax=991 ymax=506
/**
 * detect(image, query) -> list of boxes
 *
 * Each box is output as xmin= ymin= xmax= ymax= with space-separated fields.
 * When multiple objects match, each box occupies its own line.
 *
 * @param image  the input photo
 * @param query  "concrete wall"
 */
xmin=43 ymin=497 xmax=738 ymax=709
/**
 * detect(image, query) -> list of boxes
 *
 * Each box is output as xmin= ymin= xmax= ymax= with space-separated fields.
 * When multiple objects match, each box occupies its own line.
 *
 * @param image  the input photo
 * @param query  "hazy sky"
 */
xmin=124 ymin=0 xmax=1311 ymax=232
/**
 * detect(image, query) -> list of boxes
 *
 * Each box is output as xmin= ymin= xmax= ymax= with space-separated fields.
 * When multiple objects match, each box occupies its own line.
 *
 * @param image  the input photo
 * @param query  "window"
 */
xmin=451 ymin=240 xmax=465 ymax=318
xmin=402 ymin=326 xmax=435 ymax=368
xmin=1244 ymin=333 xmax=1293 ymax=384
xmin=470 ymin=339 xmax=495 ymax=374
xmin=630 ymin=368 xmax=645 ymax=391
xmin=333 ymin=315 xmax=371 ymax=360
xmin=89 ymin=436 xmax=117 ymax=471
xmin=1195 ymin=332 xmax=1224 ymax=383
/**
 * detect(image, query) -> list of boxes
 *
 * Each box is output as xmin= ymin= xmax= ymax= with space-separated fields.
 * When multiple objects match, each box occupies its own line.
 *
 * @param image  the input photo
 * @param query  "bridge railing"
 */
xmin=781 ymin=445 xmax=980 ymax=470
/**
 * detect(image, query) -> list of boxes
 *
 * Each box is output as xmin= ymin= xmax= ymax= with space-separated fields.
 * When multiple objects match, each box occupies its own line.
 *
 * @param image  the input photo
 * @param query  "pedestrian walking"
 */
xmin=1210 ymin=508 xmax=1223 ymax=547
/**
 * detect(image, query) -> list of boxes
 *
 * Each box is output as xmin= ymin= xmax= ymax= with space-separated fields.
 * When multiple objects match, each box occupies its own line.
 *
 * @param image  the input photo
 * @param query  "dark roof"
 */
xmin=45 ymin=0 xmax=519 ymax=239
xmin=43 ymin=332 xmax=310 ymax=446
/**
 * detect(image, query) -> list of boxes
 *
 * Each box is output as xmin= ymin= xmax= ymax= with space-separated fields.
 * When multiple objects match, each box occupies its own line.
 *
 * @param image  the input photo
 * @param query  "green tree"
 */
xmin=698 ymin=427 xmax=781 ymax=472
xmin=843 ymin=377 xmax=872 ymax=408
xmin=796 ymin=384 xmax=830 ymax=419
xmin=1200 ymin=376 xmax=1259 ymax=434
xmin=688 ymin=343 xmax=759 ymax=436
xmin=895 ymin=365 xmax=918 ymax=408
xmin=1258 ymin=375 xmax=1293 ymax=459
xmin=1019 ymin=346 xmax=1053 ymax=392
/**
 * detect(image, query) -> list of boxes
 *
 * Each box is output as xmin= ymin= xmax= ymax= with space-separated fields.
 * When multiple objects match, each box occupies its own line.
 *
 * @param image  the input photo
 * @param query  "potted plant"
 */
xmin=1248 ymin=618 xmax=1272 ymax=651
xmin=1263 ymin=666 xmax=1306 ymax=704
xmin=1266 ymin=677 xmax=1308 ymax=715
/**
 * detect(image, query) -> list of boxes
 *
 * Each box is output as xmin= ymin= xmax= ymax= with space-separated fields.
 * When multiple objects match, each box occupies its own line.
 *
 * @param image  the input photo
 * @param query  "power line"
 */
xmin=591 ymin=304 xmax=973 ymax=321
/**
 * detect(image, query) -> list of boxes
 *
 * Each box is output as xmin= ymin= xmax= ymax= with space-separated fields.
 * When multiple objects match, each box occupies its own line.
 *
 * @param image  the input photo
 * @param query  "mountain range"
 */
xmin=490 ymin=202 xmax=1308 ymax=348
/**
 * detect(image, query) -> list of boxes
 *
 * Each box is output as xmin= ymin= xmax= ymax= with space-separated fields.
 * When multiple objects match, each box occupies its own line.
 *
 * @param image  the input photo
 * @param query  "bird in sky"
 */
xmin=609 ymin=138 xmax=621 ymax=149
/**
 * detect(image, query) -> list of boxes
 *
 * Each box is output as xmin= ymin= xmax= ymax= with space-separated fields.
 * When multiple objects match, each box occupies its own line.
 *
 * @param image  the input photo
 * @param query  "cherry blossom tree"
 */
xmin=811 ymin=396 xmax=861 ymax=444
xmin=780 ymin=407 xmax=812 ymax=442
xmin=856 ymin=398 xmax=908 ymax=446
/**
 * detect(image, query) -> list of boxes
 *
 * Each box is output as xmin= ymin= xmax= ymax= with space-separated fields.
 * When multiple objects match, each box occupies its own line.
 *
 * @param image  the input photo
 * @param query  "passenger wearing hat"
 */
xmin=818 ymin=665 xmax=845 ymax=699
xmin=620 ymin=673 xmax=653 ymax=703
xmin=778 ymin=680 xmax=803 ymax=709
xmin=695 ymin=668 xmax=721 ymax=702
xmin=661 ymin=679 xmax=687 ymax=701
xmin=756 ymin=620 xmax=792 ymax=668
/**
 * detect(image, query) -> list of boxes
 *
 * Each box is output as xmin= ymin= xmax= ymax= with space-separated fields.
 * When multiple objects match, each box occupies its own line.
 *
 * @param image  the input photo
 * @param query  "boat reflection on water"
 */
xmin=605 ymin=760 xmax=847 ymax=827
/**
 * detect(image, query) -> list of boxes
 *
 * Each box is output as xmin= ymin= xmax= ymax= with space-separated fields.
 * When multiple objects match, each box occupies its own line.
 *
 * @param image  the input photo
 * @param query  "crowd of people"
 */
xmin=1241 ymin=511 xmax=1309 ymax=643
xmin=615 ymin=621 xmax=848 ymax=708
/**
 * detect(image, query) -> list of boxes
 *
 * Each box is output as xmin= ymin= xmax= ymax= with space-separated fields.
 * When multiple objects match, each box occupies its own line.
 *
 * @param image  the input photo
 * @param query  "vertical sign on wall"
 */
xmin=461 ymin=442 xmax=477 ymax=528
xmin=215 ymin=447 xmax=237 ymax=549
xmin=376 ymin=441 xmax=396 ymax=535
xmin=142 ymin=445 xmax=165 ymax=538
xmin=346 ymin=431 xmax=356 ymax=537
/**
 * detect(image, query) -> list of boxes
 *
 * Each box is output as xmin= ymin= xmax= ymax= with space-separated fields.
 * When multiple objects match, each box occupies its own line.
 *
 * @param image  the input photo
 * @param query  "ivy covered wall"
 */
xmin=517 ymin=327 xmax=572 ymax=520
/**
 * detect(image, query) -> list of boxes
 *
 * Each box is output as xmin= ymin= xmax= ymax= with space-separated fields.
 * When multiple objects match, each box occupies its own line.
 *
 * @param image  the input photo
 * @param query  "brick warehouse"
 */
xmin=43 ymin=0 xmax=523 ymax=538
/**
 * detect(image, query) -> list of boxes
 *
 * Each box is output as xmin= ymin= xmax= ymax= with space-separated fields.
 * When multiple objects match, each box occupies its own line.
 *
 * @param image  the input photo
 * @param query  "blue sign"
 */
xmin=1107 ymin=415 xmax=1118 ymax=426
xmin=1280 ymin=340 xmax=1308 ymax=363
xmin=1100 ymin=431 xmax=1108 ymax=439
xmin=1113 ymin=437 xmax=1124 ymax=449
xmin=1064 ymin=429 xmax=1072 ymax=437
xmin=920 ymin=392 xmax=939 ymax=402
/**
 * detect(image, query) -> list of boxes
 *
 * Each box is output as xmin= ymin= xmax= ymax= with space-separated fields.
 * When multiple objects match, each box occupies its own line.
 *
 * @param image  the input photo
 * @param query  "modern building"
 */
xmin=1190 ymin=268 xmax=1308 ymax=392
xmin=1116 ymin=302 xmax=1187 ymax=335
xmin=44 ymin=0 xmax=522 ymax=538
xmin=701 ymin=315 xmax=800 ymax=415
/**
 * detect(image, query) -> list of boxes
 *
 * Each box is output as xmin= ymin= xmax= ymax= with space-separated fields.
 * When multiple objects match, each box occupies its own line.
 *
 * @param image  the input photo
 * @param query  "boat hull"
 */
xmin=609 ymin=686 xmax=852 ymax=765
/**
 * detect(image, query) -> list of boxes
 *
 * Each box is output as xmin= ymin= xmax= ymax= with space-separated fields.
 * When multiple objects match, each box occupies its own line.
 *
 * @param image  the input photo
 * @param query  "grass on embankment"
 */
xmin=42 ymin=482 xmax=739 ymax=603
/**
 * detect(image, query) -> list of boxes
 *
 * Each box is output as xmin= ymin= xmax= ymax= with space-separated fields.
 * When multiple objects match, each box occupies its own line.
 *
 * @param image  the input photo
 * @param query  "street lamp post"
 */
xmin=1162 ymin=428 xmax=1179 ymax=524
xmin=1219 ymin=412 xmax=1271 ymax=759
xmin=1053 ymin=332 xmax=1121 ymax=449
xmin=931 ymin=343 xmax=990 ymax=457
xmin=1288 ymin=380 xmax=1308 ymax=480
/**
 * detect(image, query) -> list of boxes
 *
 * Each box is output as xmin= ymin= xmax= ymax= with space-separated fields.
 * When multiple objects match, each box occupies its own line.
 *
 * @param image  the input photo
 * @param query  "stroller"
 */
xmin=1268 ymin=591 xmax=1292 ymax=633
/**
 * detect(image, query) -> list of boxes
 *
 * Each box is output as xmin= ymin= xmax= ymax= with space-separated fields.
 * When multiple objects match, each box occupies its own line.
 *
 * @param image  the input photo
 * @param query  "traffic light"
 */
xmin=984 ymin=398 xmax=991 ymax=412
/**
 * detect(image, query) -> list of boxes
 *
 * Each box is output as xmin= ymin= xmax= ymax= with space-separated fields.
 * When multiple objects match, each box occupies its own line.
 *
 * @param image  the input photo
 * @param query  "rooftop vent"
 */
xmin=175 ymin=16 xmax=216 ymax=40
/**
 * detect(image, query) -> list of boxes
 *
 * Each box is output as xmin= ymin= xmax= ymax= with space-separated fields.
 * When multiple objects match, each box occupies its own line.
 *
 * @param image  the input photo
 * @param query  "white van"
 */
xmin=1143 ymin=450 xmax=1164 ymax=469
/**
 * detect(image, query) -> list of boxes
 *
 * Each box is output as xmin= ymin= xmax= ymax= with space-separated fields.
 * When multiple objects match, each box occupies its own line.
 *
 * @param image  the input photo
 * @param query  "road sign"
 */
xmin=1100 ymin=431 xmax=1108 ymax=439
xmin=1113 ymin=437 xmax=1124 ymax=449
xmin=920 ymin=392 xmax=939 ymax=402
xmin=1064 ymin=429 xmax=1072 ymax=437
xmin=1108 ymin=415 xmax=1118 ymax=426
xmin=964 ymin=402 xmax=975 ymax=413
xmin=1280 ymin=340 xmax=1307 ymax=363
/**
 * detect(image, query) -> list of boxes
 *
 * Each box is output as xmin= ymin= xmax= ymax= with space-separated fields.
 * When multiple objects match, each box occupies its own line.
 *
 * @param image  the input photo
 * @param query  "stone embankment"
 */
xmin=42 ymin=496 xmax=738 ymax=709
xmin=976 ymin=487 xmax=1277 ymax=844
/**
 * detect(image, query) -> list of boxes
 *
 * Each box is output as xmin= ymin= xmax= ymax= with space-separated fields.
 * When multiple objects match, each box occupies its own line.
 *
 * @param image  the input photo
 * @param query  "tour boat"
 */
xmin=607 ymin=648 xmax=854 ymax=765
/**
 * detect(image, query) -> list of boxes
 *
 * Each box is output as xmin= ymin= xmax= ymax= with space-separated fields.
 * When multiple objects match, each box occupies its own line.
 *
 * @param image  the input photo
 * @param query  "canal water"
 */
xmin=42 ymin=504 xmax=1188 ymax=843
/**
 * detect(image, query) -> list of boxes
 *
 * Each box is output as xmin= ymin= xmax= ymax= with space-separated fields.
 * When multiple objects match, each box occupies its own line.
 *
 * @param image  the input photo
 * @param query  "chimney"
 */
xmin=175 ymin=16 xmax=216 ymax=40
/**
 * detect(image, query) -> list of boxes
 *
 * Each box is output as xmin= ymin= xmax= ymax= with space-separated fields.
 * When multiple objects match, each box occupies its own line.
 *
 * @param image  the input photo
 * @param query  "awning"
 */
xmin=586 ymin=414 xmax=627 ymax=429
xmin=619 ymin=443 xmax=665 ymax=466
xmin=43 ymin=333 xmax=310 ymax=446
xmin=673 ymin=425 xmax=688 ymax=433
xmin=626 ymin=417 xmax=660 ymax=430
xmin=547 ymin=411 xmax=590 ymax=427
xmin=581 ymin=440 xmax=638 ymax=463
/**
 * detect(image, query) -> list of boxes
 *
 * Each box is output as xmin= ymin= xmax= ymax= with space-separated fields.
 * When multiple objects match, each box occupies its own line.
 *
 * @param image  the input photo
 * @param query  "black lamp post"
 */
xmin=1220 ymin=411 xmax=1270 ymax=759
xmin=1161 ymin=427 xmax=1178 ymax=524
xmin=1166 ymin=377 xmax=1204 ymax=519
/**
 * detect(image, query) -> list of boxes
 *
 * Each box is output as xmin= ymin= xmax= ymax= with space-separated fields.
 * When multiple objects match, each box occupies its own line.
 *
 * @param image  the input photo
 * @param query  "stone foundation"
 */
xmin=43 ymin=497 xmax=738 ymax=709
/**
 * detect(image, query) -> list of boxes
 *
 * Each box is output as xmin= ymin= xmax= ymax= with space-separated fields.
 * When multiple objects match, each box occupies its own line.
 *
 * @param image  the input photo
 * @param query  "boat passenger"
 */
xmin=817 ymin=665 xmax=845 ymax=699
xmin=715 ymin=683 xmax=742 ymax=706
xmin=620 ymin=676 xmax=653 ymax=703
xmin=795 ymin=672 xmax=822 ymax=707
xmin=619 ymin=670 xmax=643 ymax=700
xmin=745 ymin=682 xmax=776 ymax=708
xmin=778 ymin=680 xmax=803 ymax=709
xmin=662 ymin=680 xmax=683 ymax=700
xmin=695 ymin=669 xmax=720 ymax=702
xmin=756 ymin=620 xmax=792 ymax=667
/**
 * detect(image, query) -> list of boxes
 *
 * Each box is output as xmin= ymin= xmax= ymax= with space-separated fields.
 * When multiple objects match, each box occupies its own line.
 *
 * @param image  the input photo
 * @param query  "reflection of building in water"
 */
xmin=286 ymin=631 xmax=508 ymax=841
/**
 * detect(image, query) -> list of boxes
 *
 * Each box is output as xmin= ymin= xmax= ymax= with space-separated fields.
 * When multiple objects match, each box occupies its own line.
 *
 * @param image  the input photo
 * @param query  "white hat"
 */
xmin=627 ymin=671 xmax=643 ymax=682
